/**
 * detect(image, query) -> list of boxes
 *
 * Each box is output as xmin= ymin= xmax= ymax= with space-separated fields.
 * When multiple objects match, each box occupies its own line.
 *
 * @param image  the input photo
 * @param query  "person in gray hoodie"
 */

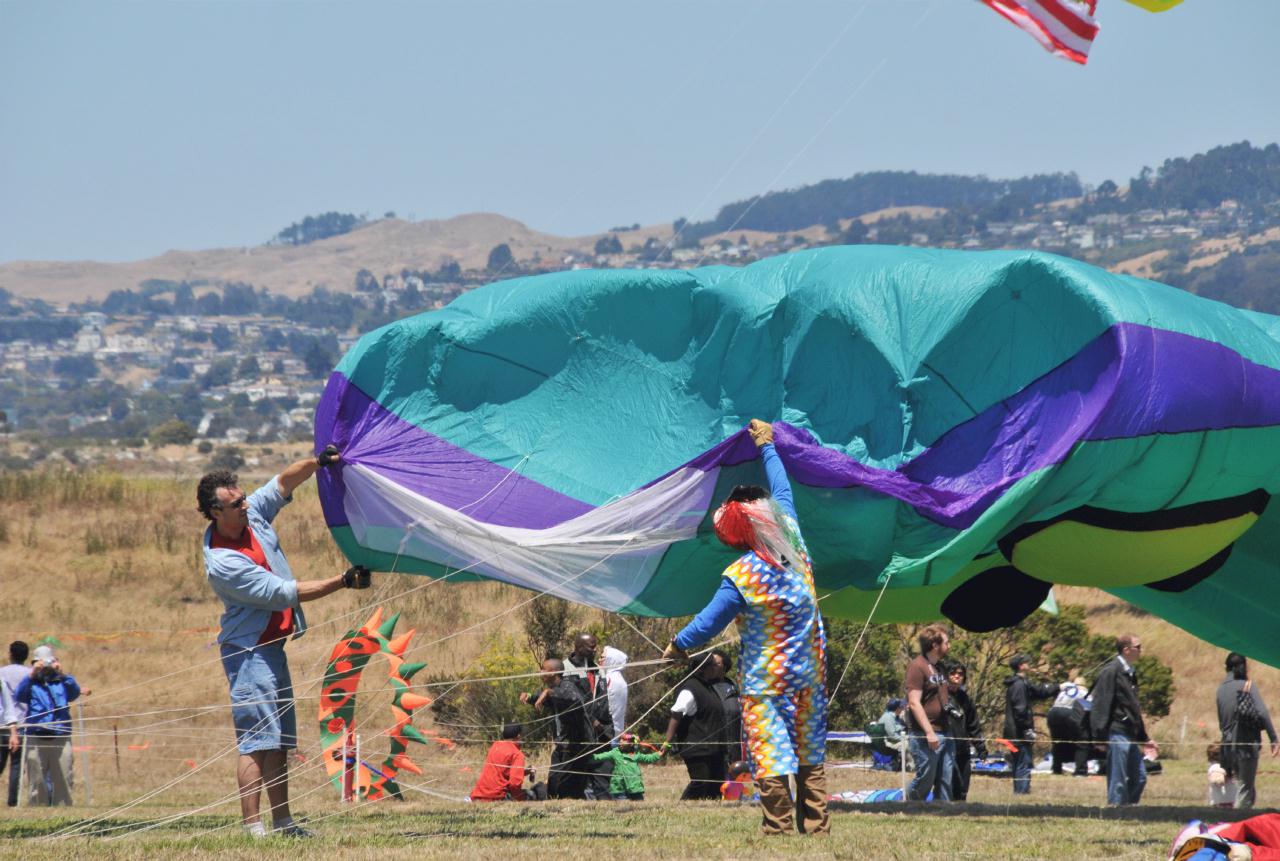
xmin=1217 ymin=652 xmax=1279 ymax=809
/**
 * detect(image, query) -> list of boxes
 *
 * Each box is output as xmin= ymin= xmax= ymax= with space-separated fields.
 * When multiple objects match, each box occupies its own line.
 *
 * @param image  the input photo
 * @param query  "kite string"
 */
xmin=52 ymin=535 xmax=649 ymax=833
xmin=665 ymin=0 xmax=875 ymax=258
xmin=692 ymin=0 xmax=937 ymax=266
xmin=828 ymin=571 xmax=895 ymax=704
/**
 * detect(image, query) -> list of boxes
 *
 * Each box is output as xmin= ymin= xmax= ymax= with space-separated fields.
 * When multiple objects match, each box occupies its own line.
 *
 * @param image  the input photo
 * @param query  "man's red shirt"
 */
xmin=209 ymin=525 xmax=294 ymax=645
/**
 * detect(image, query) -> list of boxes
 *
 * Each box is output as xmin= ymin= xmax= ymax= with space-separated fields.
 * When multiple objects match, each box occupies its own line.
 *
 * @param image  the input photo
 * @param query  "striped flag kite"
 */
xmin=980 ymin=0 xmax=1100 ymax=65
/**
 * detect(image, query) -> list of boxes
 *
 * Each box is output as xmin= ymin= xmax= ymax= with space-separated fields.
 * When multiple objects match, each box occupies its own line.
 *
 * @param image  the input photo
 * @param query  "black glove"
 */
xmin=342 ymin=565 xmax=371 ymax=589
xmin=317 ymin=444 xmax=341 ymax=467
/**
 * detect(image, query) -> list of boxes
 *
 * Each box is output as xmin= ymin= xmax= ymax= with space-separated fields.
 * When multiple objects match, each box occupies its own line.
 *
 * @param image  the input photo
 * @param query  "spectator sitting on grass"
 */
xmin=469 ymin=723 xmax=546 ymax=802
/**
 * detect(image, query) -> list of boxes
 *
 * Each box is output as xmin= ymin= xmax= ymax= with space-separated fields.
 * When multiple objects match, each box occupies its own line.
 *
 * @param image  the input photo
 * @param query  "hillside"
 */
xmin=0 ymin=214 xmax=600 ymax=303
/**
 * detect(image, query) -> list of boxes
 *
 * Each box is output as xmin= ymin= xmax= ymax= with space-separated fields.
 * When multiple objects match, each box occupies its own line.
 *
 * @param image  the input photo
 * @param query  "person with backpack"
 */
xmin=1216 ymin=652 xmax=1279 ymax=809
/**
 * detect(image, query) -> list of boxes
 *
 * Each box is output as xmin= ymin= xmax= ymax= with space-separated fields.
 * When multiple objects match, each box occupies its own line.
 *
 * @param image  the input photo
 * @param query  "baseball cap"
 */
xmin=32 ymin=645 xmax=56 ymax=665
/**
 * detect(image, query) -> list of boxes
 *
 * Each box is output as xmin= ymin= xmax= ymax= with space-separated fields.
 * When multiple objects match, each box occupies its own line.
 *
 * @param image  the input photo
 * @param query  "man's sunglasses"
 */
xmin=215 ymin=494 xmax=248 ymax=511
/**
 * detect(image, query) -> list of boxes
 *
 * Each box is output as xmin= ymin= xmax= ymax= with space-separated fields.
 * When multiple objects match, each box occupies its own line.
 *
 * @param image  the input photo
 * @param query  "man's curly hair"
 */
xmin=197 ymin=470 xmax=238 ymax=521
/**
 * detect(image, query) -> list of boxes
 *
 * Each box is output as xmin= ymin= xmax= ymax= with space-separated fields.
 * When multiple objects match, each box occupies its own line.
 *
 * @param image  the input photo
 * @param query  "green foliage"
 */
xmin=684 ymin=170 xmax=1083 ymax=238
xmin=200 ymin=358 xmax=235 ymax=389
xmin=521 ymin=595 xmax=579 ymax=663
xmin=486 ymin=243 xmax=515 ymax=272
xmin=1134 ymin=655 xmax=1176 ymax=720
xmin=1129 ymin=141 xmax=1280 ymax=213
xmin=824 ymin=620 xmax=906 ymax=731
xmin=210 ymin=324 xmax=234 ymax=351
xmin=149 ymin=418 xmax=196 ymax=447
xmin=594 ymin=235 xmax=623 ymax=255
xmin=427 ymin=634 xmax=542 ymax=743
xmin=273 ymin=211 xmax=365 ymax=246
xmin=236 ymin=356 xmax=260 ymax=380
xmin=53 ymin=355 xmax=97 ymax=382
xmin=0 ymin=318 xmax=78 ymax=345
xmin=840 ymin=219 xmax=869 ymax=244
xmin=207 ymin=445 xmax=244 ymax=471
xmin=1168 ymin=245 xmax=1280 ymax=311
xmin=303 ymin=339 xmax=336 ymax=379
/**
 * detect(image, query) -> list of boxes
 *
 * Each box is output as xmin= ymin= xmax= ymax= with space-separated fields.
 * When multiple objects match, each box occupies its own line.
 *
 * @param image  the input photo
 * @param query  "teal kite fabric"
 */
xmin=315 ymin=246 xmax=1280 ymax=667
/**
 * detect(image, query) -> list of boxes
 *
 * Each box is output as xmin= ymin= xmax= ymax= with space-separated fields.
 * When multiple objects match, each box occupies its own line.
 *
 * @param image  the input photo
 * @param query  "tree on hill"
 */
xmin=200 ymin=358 xmax=236 ymax=389
xmin=688 ymin=170 xmax=1084 ymax=237
xmin=841 ymin=219 xmax=869 ymax=245
xmin=210 ymin=324 xmax=234 ymax=351
xmin=208 ymin=445 xmax=245 ymax=471
xmin=1128 ymin=141 xmax=1280 ymax=214
xmin=150 ymin=418 xmax=196 ymax=447
xmin=487 ymin=243 xmax=515 ymax=272
xmin=303 ymin=339 xmax=336 ymax=379
xmin=272 ymin=212 xmax=365 ymax=246
xmin=54 ymin=355 xmax=97 ymax=383
xmin=594 ymin=235 xmax=623 ymax=255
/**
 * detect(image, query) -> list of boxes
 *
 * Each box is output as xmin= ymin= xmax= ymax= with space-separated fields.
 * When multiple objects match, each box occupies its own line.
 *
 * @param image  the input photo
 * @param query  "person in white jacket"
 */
xmin=601 ymin=646 xmax=629 ymax=743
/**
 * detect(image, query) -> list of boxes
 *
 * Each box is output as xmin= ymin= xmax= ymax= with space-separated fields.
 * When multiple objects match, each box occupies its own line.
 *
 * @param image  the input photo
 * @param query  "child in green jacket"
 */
xmin=592 ymin=733 xmax=664 ymax=800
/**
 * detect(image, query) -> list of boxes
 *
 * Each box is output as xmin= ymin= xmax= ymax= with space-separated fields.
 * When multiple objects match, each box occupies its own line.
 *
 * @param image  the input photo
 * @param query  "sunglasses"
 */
xmin=215 ymin=494 xmax=248 ymax=511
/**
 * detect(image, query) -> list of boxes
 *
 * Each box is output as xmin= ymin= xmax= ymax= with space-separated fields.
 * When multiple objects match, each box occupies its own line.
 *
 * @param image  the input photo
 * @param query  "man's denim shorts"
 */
xmin=220 ymin=641 xmax=297 ymax=754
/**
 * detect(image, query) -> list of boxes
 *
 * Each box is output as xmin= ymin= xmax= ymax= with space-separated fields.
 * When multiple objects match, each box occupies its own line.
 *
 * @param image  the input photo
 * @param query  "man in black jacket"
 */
xmin=664 ymin=650 xmax=731 ymax=800
xmin=1089 ymin=634 xmax=1149 ymax=806
xmin=563 ymin=634 xmax=614 ymax=800
xmin=522 ymin=659 xmax=591 ymax=799
xmin=1003 ymin=654 xmax=1058 ymax=794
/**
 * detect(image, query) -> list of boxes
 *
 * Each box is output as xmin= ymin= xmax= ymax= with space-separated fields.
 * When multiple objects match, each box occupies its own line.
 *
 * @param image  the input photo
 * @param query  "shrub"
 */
xmin=427 ymin=634 xmax=541 ymax=745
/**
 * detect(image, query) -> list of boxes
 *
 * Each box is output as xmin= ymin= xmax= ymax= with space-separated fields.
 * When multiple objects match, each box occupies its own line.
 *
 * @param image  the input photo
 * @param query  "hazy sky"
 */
xmin=2 ymin=0 xmax=1277 ymax=263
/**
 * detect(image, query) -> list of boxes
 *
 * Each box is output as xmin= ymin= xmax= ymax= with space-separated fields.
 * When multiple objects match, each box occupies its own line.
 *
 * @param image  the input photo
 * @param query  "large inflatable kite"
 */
xmin=315 ymin=245 xmax=1280 ymax=667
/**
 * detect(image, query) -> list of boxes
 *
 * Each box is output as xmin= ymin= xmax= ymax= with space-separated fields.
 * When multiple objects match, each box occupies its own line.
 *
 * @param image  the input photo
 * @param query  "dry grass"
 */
xmin=1 ymin=467 xmax=1276 ymax=857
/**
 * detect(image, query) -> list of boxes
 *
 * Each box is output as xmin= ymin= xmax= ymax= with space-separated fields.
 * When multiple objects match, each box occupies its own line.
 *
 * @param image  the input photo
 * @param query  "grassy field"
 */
xmin=0 ymin=757 xmax=1242 ymax=860
xmin=2 ymin=455 xmax=1279 ymax=857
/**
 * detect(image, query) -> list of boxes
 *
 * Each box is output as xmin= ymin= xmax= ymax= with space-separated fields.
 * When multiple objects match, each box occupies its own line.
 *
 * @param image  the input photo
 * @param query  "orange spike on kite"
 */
xmin=387 ymin=629 xmax=416 ymax=655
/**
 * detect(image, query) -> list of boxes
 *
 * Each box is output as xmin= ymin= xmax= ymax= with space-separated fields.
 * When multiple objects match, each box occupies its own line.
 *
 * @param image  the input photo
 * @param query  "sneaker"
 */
xmin=273 ymin=822 xmax=315 ymax=838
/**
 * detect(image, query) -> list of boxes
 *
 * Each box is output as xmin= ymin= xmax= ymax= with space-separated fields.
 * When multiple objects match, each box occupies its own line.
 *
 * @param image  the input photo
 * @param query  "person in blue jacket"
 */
xmin=14 ymin=645 xmax=81 ymax=806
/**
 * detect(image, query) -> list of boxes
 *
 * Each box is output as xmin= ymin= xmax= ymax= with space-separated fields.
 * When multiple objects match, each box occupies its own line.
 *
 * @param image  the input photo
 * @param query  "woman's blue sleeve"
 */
xmin=761 ymin=443 xmax=796 ymax=520
xmin=673 ymin=579 xmax=746 ymax=650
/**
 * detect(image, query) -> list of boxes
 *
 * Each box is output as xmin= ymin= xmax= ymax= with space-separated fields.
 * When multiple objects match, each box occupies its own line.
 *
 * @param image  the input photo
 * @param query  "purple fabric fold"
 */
xmin=317 ymin=323 xmax=1280 ymax=532
xmin=314 ymin=374 xmax=594 ymax=529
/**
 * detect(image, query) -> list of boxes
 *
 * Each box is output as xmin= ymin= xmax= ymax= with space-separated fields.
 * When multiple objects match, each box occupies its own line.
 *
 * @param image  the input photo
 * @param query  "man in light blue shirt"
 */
xmin=198 ymin=446 xmax=370 ymax=838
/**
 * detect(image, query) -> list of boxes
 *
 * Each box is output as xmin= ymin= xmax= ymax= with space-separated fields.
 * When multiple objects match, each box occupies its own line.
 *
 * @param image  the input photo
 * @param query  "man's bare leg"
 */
xmin=262 ymin=750 xmax=291 ymax=826
xmin=237 ymin=752 xmax=266 ymax=826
